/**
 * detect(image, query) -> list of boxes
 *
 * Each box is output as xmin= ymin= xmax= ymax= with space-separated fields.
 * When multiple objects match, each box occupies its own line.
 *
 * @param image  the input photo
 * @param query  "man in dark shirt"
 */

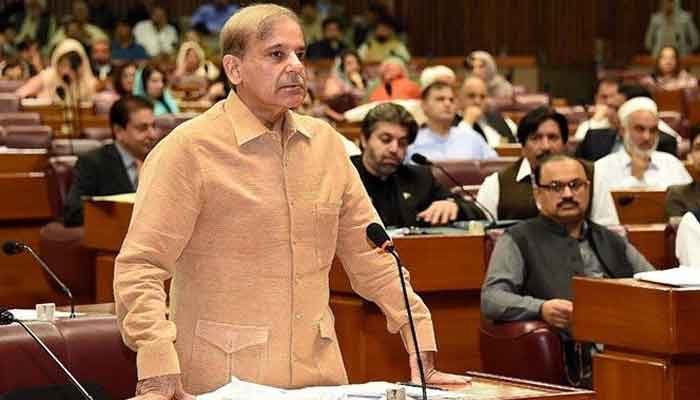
xmin=306 ymin=17 xmax=347 ymax=60
xmin=351 ymin=102 xmax=482 ymax=227
xmin=63 ymin=95 xmax=159 ymax=226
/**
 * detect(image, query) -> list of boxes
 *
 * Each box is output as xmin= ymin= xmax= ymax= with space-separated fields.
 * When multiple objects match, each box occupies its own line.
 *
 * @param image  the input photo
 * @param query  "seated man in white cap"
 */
xmin=594 ymin=97 xmax=692 ymax=188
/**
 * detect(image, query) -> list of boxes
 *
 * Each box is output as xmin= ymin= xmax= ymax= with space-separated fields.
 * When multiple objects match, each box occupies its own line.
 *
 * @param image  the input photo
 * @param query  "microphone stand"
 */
xmin=9 ymin=317 xmax=93 ymax=400
xmin=22 ymin=244 xmax=75 ymax=318
xmin=431 ymin=162 xmax=499 ymax=228
xmin=384 ymin=244 xmax=428 ymax=400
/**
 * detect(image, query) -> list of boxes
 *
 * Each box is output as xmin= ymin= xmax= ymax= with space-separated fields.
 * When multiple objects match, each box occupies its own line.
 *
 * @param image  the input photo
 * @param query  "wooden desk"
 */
xmin=573 ymin=277 xmax=700 ymax=400
xmin=626 ymin=224 xmax=670 ymax=269
xmin=330 ymin=230 xmax=487 ymax=383
xmin=612 ymin=188 xmax=666 ymax=225
xmin=452 ymin=371 xmax=594 ymax=399
xmin=20 ymin=104 xmax=109 ymax=137
xmin=0 ymin=152 xmax=58 ymax=308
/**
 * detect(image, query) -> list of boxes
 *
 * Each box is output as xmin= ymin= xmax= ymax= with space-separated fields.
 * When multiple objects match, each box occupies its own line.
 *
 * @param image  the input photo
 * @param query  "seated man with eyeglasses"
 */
xmin=480 ymin=154 xmax=654 ymax=388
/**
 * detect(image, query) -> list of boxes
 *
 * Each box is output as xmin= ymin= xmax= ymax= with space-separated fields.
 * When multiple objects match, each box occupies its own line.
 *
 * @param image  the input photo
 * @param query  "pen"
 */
xmin=397 ymin=382 xmax=445 ymax=391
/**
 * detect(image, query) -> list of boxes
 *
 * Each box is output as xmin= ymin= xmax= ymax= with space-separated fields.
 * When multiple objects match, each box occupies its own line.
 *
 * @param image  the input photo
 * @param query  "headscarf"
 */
xmin=174 ymin=41 xmax=219 ymax=81
xmin=39 ymin=38 xmax=96 ymax=102
xmin=468 ymin=50 xmax=513 ymax=99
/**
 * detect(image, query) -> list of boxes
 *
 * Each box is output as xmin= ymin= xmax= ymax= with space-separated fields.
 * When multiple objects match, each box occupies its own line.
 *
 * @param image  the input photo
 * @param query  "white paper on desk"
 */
xmin=88 ymin=193 xmax=136 ymax=203
xmin=634 ymin=266 xmax=700 ymax=287
xmin=197 ymin=377 xmax=463 ymax=400
xmin=9 ymin=309 xmax=83 ymax=321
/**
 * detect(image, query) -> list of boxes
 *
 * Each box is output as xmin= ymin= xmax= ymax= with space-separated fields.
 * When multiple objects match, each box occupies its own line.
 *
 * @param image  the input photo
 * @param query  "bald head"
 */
xmin=461 ymin=76 xmax=487 ymax=111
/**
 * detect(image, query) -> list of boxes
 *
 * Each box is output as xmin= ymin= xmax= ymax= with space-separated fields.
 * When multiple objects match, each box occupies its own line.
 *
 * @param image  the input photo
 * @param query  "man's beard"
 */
xmin=624 ymin=133 xmax=659 ymax=158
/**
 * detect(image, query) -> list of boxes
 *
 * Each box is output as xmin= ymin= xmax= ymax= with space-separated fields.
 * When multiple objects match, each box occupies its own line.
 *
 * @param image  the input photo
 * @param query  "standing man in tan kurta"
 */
xmin=114 ymin=4 xmax=470 ymax=399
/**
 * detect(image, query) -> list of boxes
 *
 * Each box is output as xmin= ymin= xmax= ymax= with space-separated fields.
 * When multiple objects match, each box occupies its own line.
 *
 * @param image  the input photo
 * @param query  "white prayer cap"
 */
xmin=419 ymin=65 xmax=456 ymax=89
xmin=618 ymin=97 xmax=658 ymax=127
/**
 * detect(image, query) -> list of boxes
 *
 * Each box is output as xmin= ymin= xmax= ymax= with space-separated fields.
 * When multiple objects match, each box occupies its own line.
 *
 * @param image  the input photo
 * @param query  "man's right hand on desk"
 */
xmin=128 ymin=374 xmax=195 ymax=400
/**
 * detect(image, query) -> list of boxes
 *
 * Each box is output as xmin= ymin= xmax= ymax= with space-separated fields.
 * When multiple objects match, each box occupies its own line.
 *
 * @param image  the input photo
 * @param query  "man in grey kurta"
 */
xmin=481 ymin=154 xmax=653 ymax=387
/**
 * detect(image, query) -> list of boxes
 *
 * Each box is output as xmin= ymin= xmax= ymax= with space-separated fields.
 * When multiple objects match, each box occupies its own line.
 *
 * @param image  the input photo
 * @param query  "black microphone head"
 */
xmin=61 ymin=74 xmax=71 ymax=85
xmin=617 ymin=195 xmax=635 ymax=206
xmin=410 ymin=153 xmax=431 ymax=166
xmin=2 ymin=241 xmax=24 ymax=255
xmin=56 ymin=86 xmax=66 ymax=100
xmin=366 ymin=223 xmax=392 ymax=249
xmin=384 ymin=82 xmax=392 ymax=96
xmin=0 ymin=308 xmax=14 ymax=325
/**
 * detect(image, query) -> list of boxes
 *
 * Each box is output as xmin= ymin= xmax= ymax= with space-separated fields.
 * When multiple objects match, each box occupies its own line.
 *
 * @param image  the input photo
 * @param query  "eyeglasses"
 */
xmin=536 ymin=179 xmax=590 ymax=194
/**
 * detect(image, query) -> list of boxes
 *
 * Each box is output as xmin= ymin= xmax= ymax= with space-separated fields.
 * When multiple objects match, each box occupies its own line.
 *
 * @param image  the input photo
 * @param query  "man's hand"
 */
xmin=417 ymin=200 xmax=459 ymax=226
xmin=128 ymin=374 xmax=195 ymax=400
xmin=630 ymin=152 xmax=651 ymax=181
xmin=410 ymin=351 xmax=471 ymax=386
xmin=540 ymin=299 xmax=573 ymax=329
xmin=462 ymin=105 xmax=483 ymax=126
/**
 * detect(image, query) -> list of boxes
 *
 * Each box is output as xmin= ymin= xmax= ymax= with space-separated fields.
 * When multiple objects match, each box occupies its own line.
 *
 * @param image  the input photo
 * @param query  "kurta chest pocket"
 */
xmin=190 ymin=320 xmax=270 ymax=388
xmin=315 ymin=203 xmax=341 ymax=269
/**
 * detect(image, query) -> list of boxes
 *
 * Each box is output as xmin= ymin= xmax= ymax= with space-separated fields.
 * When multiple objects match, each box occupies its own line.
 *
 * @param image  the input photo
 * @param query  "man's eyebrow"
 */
xmin=263 ymin=43 xmax=306 ymax=52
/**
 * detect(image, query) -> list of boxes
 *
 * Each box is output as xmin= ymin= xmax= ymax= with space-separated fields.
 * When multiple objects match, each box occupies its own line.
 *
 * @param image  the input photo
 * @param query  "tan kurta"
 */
xmin=113 ymin=91 xmax=437 ymax=394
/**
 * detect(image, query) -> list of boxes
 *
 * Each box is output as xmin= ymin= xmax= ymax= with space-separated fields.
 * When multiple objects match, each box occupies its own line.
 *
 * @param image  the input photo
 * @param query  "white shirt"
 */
xmin=133 ymin=21 xmax=178 ymax=56
xmin=676 ymin=212 xmax=700 ymax=267
xmin=476 ymin=158 xmax=620 ymax=225
xmin=458 ymin=118 xmax=518 ymax=147
xmin=407 ymin=124 xmax=498 ymax=161
xmin=594 ymin=149 xmax=692 ymax=189
xmin=575 ymin=117 xmax=680 ymax=141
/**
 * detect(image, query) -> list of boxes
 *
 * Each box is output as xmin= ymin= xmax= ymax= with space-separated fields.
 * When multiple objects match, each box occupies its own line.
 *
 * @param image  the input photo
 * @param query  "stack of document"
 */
xmin=634 ymin=266 xmax=700 ymax=287
xmin=8 ymin=309 xmax=82 ymax=321
xmin=197 ymin=377 xmax=463 ymax=400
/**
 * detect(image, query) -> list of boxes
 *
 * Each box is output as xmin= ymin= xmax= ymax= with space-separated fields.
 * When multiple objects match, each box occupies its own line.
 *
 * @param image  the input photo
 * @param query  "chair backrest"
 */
xmin=0 ymin=93 xmax=20 ymax=112
xmin=1 ymin=125 xmax=52 ymax=149
xmin=0 ymin=112 xmax=41 ymax=126
xmin=39 ymin=221 xmax=94 ymax=303
xmin=51 ymin=138 xmax=103 ymax=156
xmin=479 ymin=319 xmax=566 ymax=385
xmin=653 ymin=89 xmax=684 ymax=113
xmin=479 ymin=157 xmax=518 ymax=182
xmin=83 ymin=127 xmax=113 ymax=141
xmin=0 ymin=316 xmax=137 ymax=400
xmin=432 ymin=160 xmax=482 ymax=188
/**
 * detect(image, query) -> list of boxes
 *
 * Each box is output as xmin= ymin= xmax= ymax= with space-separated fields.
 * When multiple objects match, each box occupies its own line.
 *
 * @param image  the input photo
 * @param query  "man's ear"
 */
xmin=222 ymin=54 xmax=242 ymax=86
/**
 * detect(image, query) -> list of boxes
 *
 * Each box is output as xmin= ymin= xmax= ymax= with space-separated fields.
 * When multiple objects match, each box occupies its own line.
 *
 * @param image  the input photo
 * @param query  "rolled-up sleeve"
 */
xmin=113 ymin=133 xmax=202 ymax=380
xmin=334 ymin=155 xmax=436 ymax=354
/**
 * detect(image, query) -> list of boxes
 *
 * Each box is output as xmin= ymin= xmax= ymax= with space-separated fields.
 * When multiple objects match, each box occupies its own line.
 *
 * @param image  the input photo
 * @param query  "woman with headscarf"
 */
xmin=645 ymin=0 xmax=700 ymax=57
xmin=466 ymin=50 xmax=514 ymax=100
xmin=133 ymin=65 xmax=179 ymax=115
xmin=173 ymin=41 xmax=220 ymax=83
xmin=15 ymin=38 xmax=97 ymax=103
xmin=641 ymin=45 xmax=698 ymax=90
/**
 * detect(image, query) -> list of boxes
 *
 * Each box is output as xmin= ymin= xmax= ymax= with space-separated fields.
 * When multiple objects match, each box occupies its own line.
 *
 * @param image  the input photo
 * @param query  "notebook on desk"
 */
xmin=634 ymin=266 xmax=700 ymax=287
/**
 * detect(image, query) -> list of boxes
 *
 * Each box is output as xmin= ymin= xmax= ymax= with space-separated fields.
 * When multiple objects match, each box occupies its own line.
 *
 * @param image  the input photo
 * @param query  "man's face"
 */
xmin=114 ymin=108 xmax=159 ymax=161
xmin=461 ymin=78 xmax=487 ymax=111
xmin=223 ymin=16 xmax=307 ymax=114
xmin=658 ymin=47 xmax=678 ymax=75
xmin=374 ymin=24 xmax=394 ymax=42
xmin=91 ymin=41 xmax=110 ymax=64
xmin=360 ymin=121 xmax=409 ymax=178
xmin=534 ymin=158 xmax=591 ymax=224
xmin=422 ymin=86 xmax=456 ymax=125
xmin=623 ymin=110 xmax=659 ymax=156
xmin=72 ymin=1 xmax=88 ymax=23
xmin=690 ymin=134 xmax=700 ymax=171
xmin=323 ymin=22 xmax=342 ymax=42
xmin=595 ymin=82 xmax=620 ymax=107
xmin=151 ymin=7 xmax=167 ymax=27
xmin=121 ymin=65 xmax=136 ymax=92
xmin=522 ymin=119 xmax=565 ymax=168
xmin=116 ymin=23 xmax=132 ymax=42
xmin=470 ymin=59 xmax=487 ymax=80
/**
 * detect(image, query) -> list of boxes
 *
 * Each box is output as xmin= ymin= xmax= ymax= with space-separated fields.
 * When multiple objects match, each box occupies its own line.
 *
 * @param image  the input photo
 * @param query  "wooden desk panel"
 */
xmin=83 ymin=200 xmax=133 ymax=252
xmin=0 ymin=224 xmax=62 ymax=308
xmin=21 ymin=104 xmax=109 ymax=137
xmin=0 ymin=151 xmax=48 ymax=173
xmin=612 ymin=189 xmax=666 ymax=225
xmin=0 ymin=173 xmax=53 ymax=220
xmin=495 ymin=144 xmax=522 ymax=158
xmin=626 ymin=224 xmax=669 ymax=269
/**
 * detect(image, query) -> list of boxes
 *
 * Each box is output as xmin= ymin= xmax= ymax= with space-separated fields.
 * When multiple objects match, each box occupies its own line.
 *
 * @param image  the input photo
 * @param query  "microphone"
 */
xmin=617 ymin=195 xmax=635 ymax=207
xmin=0 ymin=309 xmax=94 ymax=400
xmin=385 ymin=81 xmax=393 ymax=97
xmin=366 ymin=223 xmax=427 ymax=400
xmin=410 ymin=153 xmax=499 ymax=228
xmin=2 ymin=241 xmax=75 ymax=318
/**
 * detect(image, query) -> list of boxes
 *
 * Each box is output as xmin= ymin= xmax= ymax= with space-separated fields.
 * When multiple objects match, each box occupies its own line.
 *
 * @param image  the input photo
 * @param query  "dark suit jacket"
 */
xmin=63 ymin=143 xmax=135 ymax=227
xmin=575 ymin=128 xmax=678 ymax=162
xmin=350 ymin=155 xmax=484 ymax=227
